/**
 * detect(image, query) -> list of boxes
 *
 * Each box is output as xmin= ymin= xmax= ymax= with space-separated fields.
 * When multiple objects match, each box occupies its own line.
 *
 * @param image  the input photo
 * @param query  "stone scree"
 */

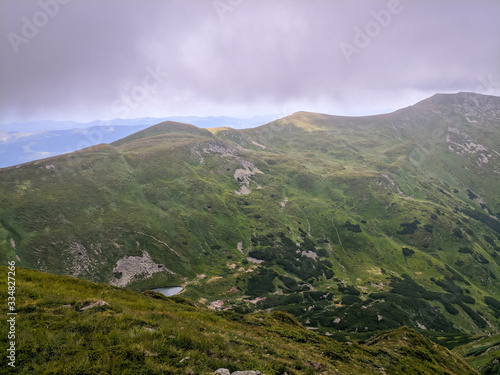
xmin=215 ymin=370 xmax=263 ymax=375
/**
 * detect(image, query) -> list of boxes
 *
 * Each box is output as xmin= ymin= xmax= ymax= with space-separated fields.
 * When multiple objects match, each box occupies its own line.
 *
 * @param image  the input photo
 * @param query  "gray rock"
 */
xmin=214 ymin=369 xmax=263 ymax=375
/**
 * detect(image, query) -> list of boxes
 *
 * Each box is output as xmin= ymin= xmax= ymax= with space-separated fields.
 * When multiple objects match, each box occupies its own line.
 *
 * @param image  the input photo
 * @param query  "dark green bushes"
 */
xmin=344 ymin=221 xmax=362 ymax=233
xmin=258 ymin=294 xmax=302 ymax=309
xmin=462 ymin=208 xmax=500 ymax=234
xmin=398 ymin=220 xmax=420 ymax=235
xmin=453 ymin=228 xmax=464 ymax=238
xmin=485 ymin=296 xmax=500 ymax=317
xmin=338 ymin=284 xmax=360 ymax=296
xmin=247 ymin=269 xmax=277 ymax=296
xmin=467 ymin=189 xmax=478 ymax=199
xmin=402 ymin=247 xmax=415 ymax=257
xmin=434 ymin=278 xmax=463 ymax=294
xmin=278 ymin=275 xmax=300 ymax=292
xmin=341 ymin=295 xmax=362 ymax=305
xmin=485 ymin=296 xmax=500 ymax=310
xmin=460 ymin=304 xmax=486 ymax=328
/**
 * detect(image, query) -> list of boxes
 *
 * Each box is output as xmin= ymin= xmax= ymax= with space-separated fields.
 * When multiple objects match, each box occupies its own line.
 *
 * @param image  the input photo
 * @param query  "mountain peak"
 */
xmin=415 ymin=91 xmax=500 ymax=107
xmin=112 ymin=120 xmax=213 ymax=147
xmin=409 ymin=92 xmax=500 ymax=122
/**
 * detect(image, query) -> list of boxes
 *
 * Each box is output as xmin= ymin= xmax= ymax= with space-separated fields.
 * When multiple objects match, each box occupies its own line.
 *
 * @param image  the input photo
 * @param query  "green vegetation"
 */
xmin=1 ymin=92 xmax=500 ymax=342
xmin=0 ymin=267 xmax=479 ymax=374
xmin=453 ymin=332 xmax=500 ymax=372
xmin=398 ymin=220 xmax=421 ymax=235
xmin=402 ymin=247 xmax=415 ymax=257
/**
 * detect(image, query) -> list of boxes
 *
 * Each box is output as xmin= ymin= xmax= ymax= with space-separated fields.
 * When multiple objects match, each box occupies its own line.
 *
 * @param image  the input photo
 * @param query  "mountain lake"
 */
xmin=151 ymin=286 xmax=183 ymax=296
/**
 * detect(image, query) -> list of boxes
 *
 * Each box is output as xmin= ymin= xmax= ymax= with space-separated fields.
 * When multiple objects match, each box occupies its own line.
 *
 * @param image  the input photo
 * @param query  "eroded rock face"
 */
xmin=233 ymin=159 xmax=264 ymax=195
xmin=109 ymin=251 xmax=172 ymax=287
xmin=65 ymin=242 xmax=98 ymax=278
xmin=79 ymin=300 xmax=109 ymax=311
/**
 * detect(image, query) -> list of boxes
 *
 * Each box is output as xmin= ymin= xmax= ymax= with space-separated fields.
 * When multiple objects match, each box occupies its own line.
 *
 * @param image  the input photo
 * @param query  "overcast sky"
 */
xmin=1 ymin=0 xmax=499 ymax=124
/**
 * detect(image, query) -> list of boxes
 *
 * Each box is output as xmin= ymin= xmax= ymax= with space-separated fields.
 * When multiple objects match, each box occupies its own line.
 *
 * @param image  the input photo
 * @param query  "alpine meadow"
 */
xmin=1 ymin=92 xmax=500 ymax=374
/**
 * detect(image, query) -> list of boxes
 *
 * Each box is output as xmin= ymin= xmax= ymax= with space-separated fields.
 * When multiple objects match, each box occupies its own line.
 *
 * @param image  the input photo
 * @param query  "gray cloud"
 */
xmin=1 ymin=0 xmax=499 ymax=123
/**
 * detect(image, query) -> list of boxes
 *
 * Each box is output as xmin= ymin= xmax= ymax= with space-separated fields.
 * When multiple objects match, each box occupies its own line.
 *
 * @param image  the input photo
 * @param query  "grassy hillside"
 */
xmin=0 ymin=267 xmax=479 ymax=374
xmin=1 ymin=92 xmax=500 ymax=338
xmin=453 ymin=332 xmax=500 ymax=371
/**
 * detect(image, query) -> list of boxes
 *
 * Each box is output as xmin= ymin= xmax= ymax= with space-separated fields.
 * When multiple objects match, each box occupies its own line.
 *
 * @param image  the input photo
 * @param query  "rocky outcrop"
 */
xmin=109 ymin=251 xmax=172 ymax=287
xmin=215 ymin=369 xmax=262 ymax=375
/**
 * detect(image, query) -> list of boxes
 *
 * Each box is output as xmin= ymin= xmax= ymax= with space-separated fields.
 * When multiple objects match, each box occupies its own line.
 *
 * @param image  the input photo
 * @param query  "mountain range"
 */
xmin=0 ymin=115 xmax=278 ymax=168
xmin=1 ymin=92 xmax=500 ymax=372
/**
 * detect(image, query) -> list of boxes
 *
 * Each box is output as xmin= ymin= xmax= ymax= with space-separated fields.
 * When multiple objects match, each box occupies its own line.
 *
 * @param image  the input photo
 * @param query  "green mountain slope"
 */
xmin=453 ymin=332 xmax=500 ymax=371
xmin=0 ymin=267 xmax=479 ymax=374
xmin=1 ymin=92 xmax=500 ymax=338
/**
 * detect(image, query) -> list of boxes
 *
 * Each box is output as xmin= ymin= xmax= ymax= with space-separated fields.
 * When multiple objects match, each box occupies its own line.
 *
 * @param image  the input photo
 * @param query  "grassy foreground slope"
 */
xmin=0 ymin=92 xmax=500 ymax=337
xmin=0 ymin=267 xmax=478 ymax=375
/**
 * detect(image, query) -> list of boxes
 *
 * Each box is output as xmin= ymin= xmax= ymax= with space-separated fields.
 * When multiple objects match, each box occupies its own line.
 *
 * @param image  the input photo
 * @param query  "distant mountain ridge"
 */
xmin=0 ymin=115 xmax=279 ymax=132
xmin=1 ymin=92 xmax=500 ymax=346
xmin=0 ymin=115 xmax=279 ymax=168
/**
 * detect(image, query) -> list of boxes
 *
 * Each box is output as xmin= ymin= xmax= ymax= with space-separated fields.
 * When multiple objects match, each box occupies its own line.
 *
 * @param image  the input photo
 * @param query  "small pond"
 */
xmin=151 ymin=286 xmax=183 ymax=297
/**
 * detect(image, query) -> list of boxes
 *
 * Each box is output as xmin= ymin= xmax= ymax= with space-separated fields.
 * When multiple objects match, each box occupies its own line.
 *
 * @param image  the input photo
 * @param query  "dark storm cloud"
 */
xmin=1 ymin=0 xmax=499 ymax=123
